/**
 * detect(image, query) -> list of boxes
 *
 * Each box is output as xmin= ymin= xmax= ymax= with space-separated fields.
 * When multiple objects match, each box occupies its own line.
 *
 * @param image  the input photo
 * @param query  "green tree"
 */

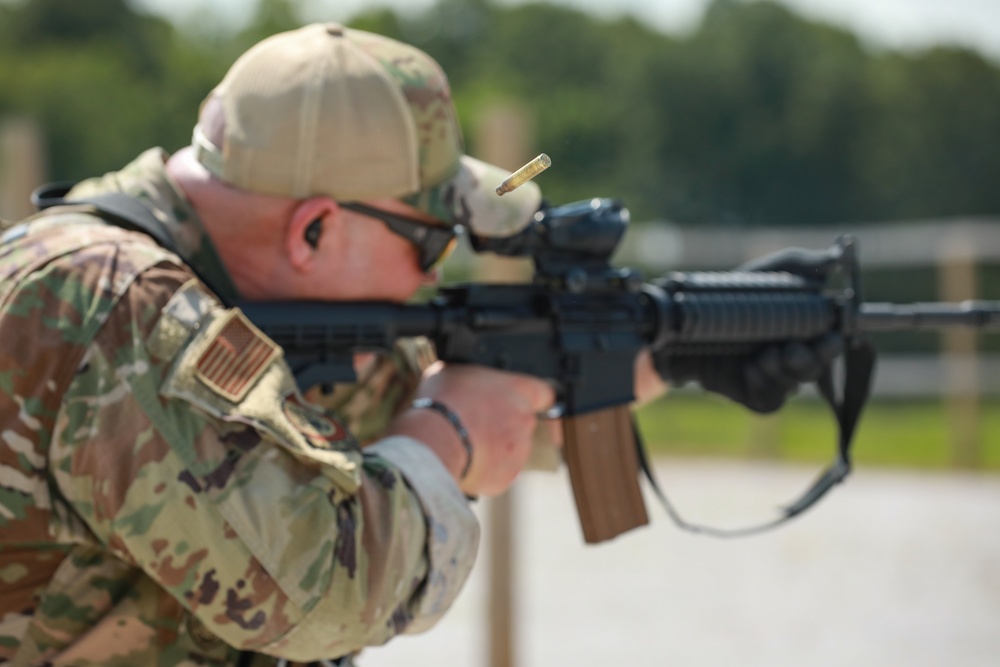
xmin=861 ymin=47 xmax=1000 ymax=219
xmin=630 ymin=0 xmax=873 ymax=225
xmin=0 ymin=0 xmax=221 ymax=181
xmin=231 ymin=0 xmax=307 ymax=54
xmin=3 ymin=0 xmax=1000 ymax=227
xmin=3 ymin=0 xmax=174 ymax=76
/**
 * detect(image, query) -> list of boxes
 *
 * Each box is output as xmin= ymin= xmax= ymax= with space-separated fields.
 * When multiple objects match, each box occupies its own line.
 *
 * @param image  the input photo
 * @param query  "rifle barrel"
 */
xmin=858 ymin=300 xmax=1000 ymax=332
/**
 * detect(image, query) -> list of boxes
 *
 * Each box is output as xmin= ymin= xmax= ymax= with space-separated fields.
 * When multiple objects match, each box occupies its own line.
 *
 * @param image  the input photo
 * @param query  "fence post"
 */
xmin=939 ymin=230 xmax=981 ymax=469
xmin=0 ymin=117 xmax=46 ymax=222
xmin=473 ymin=101 xmax=536 ymax=667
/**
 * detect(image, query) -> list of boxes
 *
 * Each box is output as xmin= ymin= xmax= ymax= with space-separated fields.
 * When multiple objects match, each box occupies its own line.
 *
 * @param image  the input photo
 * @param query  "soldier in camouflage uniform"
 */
xmin=0 ymin=18 xmax=849 ymax=666
xmin=0 ymin=24 xmax=553 ymax=665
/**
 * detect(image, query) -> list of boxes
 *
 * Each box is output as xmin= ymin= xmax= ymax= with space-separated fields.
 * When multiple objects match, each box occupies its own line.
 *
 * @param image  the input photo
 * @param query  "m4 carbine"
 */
xmin=239 ymin=198 xmax=1000 ymax=544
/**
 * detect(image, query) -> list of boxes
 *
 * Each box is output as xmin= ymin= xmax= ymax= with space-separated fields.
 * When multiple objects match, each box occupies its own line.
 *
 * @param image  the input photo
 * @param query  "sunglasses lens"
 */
xmin=430 ymin=235 xmax=459 ymax=272
xmin=342 ymin=203 xmax=457 ymax=273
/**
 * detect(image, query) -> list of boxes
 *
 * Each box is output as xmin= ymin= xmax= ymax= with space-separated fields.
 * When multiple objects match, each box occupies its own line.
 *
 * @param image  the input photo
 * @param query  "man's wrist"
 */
xmin=385 ymin=403 xmax=473 ymax=485
xmin=410 ymin=398 xmax=473 ymax=480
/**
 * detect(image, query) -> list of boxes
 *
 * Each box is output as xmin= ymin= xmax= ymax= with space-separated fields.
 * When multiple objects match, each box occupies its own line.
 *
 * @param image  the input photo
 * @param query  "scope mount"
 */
xmin=468 ymin=197 xmax=639 ymax=293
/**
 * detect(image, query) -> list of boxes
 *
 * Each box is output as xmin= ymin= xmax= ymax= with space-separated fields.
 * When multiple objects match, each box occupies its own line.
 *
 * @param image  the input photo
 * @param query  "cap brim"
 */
xmin=405 ymin=156 xmax=543 ymax=238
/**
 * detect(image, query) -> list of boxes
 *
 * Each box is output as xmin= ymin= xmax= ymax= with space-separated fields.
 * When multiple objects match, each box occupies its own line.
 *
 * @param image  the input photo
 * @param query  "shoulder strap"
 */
xmin=31 ymin=181 xmax=180 ymax=255
xmin=30 ymin=181 xmax=231 ymax=306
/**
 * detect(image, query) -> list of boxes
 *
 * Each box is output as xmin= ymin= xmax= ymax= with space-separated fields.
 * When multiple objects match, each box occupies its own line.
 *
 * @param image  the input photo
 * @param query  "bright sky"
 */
xmin=133 ymin=0 xmax=1000 ymax=62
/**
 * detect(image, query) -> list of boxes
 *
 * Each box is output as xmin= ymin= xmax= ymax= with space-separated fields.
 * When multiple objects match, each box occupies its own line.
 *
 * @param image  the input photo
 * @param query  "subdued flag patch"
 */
xmin=195 ymin=310 xmax=280 ymax=402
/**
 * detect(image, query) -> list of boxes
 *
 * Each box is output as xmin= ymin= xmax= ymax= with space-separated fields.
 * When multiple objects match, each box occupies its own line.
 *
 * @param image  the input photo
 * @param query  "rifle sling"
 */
xmin=635 ymin=338 xmax=877 ymax=538
xmin=32 ymin=182 xmax=879 ymax=539
xmin=30 ymin=182 xmax=231 ymax=306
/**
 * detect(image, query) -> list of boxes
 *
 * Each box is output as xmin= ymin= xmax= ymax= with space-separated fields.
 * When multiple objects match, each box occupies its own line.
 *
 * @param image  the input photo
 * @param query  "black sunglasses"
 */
xmin=339 ymin=202 xmax=459 ymax=273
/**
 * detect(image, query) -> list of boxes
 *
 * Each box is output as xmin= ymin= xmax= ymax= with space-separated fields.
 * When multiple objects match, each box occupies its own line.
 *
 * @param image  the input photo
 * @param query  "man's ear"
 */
xmin=286 ymin=197 xmax=339 ymax=271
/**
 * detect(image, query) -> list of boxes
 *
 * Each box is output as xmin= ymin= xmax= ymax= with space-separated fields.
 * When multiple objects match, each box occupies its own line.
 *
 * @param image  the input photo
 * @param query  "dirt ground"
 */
xmin=359 ymin=459 xmax=1000 ymax=667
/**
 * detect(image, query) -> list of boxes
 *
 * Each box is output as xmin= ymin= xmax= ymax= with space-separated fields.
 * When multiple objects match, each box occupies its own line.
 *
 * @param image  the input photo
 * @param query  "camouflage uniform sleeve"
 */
xmin=50 ymin=263 xmax=478 ymax=661
xmin=364 ymin=437 xmax=478 ymax=635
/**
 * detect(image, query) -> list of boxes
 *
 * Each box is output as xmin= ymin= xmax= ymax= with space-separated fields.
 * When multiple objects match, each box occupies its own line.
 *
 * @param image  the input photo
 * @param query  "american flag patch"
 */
xmin=195 ymin=310 xmax=280 ymax=402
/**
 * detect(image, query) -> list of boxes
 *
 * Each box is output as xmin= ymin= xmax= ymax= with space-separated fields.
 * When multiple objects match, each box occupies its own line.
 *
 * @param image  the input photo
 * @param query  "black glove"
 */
xmin=737 ymin=244 xmax=842 ymax=278
xmin=653 ymin=247 xmax=845 ymax=414
xmin=654 ymin=333 xmax=844 ymax=413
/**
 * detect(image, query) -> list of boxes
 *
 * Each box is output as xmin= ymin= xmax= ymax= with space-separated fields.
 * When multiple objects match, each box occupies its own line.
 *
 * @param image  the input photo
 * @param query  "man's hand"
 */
xmin=651 ymin=247 xmax=846 ymax=414
xmin=386 ymin=362 xmax=555 ymax=497
xmin=653 ymin=334 xmax=844 ymax=413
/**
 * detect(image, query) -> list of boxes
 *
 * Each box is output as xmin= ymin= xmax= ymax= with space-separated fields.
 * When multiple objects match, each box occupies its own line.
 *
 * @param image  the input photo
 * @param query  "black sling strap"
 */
xmin=30 ymin=181 xmax=878 ymax=538
xmin=31 ymin=181 xmax=181 ymax=255
xmin=635 ymin=337 xmax=877 ymax=537
xmin=28 ymin=181 xmax=233 ymax=305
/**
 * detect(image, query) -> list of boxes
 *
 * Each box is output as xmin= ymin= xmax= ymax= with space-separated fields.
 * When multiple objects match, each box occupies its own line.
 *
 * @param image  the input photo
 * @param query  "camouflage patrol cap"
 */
xmin=192 ymin=22 xmax=542 ymax=237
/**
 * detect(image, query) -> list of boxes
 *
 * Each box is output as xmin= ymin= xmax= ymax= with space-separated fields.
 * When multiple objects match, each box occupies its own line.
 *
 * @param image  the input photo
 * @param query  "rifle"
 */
xmin=239 ymin=198 xmax=1000 ymax=544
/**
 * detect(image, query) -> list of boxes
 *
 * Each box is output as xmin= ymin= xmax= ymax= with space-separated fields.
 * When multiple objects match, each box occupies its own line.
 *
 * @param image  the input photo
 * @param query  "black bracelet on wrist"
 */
xmin=411 ymin=398 xmax=474 ymax=480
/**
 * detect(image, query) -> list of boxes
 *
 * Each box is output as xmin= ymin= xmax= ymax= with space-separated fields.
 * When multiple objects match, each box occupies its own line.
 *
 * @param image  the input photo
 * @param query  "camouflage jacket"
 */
xmin=0 ymin=149 xmax=478 ymax=666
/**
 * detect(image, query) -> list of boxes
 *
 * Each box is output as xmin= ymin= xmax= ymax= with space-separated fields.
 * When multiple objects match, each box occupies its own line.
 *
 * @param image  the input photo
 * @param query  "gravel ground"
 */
xmin=358 ymin=459 xmax=1000 ymax=667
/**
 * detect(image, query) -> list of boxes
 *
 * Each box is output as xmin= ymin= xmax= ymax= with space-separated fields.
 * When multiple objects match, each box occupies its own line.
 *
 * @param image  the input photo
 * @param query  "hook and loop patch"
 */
xmin=195 ymin=310 xmax=281 ymax=402
xmin=281 ymin=392 xmax=348 ymax=446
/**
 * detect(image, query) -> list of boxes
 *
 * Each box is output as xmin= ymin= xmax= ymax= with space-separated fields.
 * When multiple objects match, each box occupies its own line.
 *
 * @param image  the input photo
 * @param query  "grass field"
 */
xmin=634 ymin=392 xmax=1000 ymax=472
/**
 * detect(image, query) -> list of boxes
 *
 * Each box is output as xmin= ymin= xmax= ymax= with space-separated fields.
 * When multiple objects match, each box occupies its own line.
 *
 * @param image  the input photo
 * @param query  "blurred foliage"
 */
xmin=2 ymin=0 xmax=1000 ymax=227
xmin=0 ymin=0 xmax=225 ymax=180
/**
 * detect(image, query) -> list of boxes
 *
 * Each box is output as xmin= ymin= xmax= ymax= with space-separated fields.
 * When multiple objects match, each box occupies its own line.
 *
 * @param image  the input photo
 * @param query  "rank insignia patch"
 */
xmin=195 ymin=310 xmax=280 ymax=402
xmin=282 ymin=392 xmax=348 ymax=446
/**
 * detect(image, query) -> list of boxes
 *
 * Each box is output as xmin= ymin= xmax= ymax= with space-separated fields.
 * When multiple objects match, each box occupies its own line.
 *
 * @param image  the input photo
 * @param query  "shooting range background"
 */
xmin=2 ymin=1 xmax=999 ymax=665
xmin=361 ymin=461 xmax=1000 ymax=667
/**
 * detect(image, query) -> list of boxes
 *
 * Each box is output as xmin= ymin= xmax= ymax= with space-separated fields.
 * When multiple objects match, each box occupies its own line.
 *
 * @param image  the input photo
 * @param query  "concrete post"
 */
xmin=0 ymin=117 xmax=47 ymax=222
xmin=473 ymin=101 xmax=535 ymax=667
xmin=939 ymin=231 xmax=981 ymax=468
